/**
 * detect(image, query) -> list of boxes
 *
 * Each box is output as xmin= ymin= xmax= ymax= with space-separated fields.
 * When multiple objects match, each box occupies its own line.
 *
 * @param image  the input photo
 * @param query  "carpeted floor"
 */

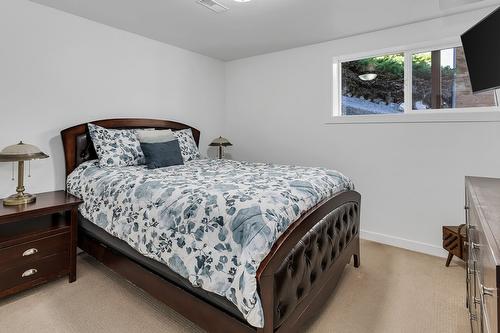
xmin=0 ymin=240 xmax=469 ymax=333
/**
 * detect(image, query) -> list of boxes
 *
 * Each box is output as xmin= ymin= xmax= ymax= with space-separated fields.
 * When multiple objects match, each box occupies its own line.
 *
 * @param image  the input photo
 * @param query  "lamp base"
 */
xmin=3 ymin=193 xmax=36 ymax=206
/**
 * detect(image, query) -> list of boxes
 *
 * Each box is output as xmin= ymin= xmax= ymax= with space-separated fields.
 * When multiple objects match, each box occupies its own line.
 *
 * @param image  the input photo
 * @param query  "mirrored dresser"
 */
xmin=466 ymin=177 xmax=500 ymax=333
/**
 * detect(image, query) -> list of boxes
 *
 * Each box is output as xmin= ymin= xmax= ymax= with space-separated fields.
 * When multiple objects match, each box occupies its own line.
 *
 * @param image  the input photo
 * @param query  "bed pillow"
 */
xmin=88 ymin=123 xmax=144 ymax=167
xmin=140 ymin=140 xmax=184 ymax=169
xmin=136 ymin=129 xmax=176 ymax=144
xmin=173 ymin=129 xmax=200 ymax=162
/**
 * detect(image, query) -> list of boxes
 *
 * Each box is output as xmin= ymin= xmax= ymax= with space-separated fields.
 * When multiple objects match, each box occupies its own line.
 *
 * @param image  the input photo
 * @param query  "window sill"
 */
xmin=326 ymin=109 xmax=500 ymax=124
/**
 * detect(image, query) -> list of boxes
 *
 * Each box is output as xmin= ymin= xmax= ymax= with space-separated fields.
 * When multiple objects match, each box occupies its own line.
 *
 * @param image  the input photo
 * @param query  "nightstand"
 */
xmin=0 ymin=191 xmax=82 ymax=298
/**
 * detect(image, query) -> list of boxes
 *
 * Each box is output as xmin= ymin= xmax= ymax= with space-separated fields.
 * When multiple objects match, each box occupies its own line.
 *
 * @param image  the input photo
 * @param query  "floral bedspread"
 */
xmin=67 ymin=159 xmax=353 ymax=327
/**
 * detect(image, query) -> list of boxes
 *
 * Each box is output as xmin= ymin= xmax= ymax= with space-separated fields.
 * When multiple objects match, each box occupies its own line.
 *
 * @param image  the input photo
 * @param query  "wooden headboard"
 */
xmin=60 ymin=118 xmax=200 ymax=176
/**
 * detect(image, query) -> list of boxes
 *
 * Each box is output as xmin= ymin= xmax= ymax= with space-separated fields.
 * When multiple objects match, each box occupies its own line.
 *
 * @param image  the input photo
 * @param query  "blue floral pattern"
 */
xmin=88 ymin=124 xmax=144 ymax=167
xmin=172 ymin=129 xmax=200 ymax=162
xmin=67 ymin=159 xmax=353 ymax=327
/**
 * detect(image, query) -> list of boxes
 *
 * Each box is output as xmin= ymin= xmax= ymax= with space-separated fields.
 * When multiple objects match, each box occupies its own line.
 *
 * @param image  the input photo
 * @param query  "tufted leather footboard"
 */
xmin=273 ymin=201 xmax=359 ymax=328
xmin=257 ymin=190 xmax=361 ymax=333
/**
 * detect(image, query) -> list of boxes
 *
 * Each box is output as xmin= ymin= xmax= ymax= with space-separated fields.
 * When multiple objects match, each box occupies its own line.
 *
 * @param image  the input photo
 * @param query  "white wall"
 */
xmin=225 ymin=7 xmax=500 ymax=257
xmin=0 ymin=0 xmax=225 ymax=198
xmin=2 ymin=0 xmax=498 ymax=258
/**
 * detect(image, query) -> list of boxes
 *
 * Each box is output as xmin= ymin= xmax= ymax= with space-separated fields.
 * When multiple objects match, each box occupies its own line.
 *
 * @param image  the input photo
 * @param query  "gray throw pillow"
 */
xmin=140 ymin=140 xmax=184 ymax=169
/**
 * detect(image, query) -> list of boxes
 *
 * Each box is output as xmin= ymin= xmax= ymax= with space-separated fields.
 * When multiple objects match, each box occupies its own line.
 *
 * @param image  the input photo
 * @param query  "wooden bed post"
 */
xmin=353 ymin=236 xmax=361 ymax=268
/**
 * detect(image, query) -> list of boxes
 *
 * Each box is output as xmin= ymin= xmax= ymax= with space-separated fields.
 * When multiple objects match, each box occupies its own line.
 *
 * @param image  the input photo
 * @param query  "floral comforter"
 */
xmin=67 ymin=159 xmax=353 ymax=327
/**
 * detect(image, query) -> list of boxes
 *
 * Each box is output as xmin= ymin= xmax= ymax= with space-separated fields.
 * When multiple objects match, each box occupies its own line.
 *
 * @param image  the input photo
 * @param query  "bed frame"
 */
xmin=61 ymin=118 xmax=361 ymax=333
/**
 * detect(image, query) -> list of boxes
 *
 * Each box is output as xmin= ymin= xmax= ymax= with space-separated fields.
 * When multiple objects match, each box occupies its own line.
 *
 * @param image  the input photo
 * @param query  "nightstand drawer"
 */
xmin=0 ymin=233 xmax=69 ymax=267
xmin=0 ymin=191 xmax=81 ymax=298
xmin=0 ymin=252 xmax=69 ymax=294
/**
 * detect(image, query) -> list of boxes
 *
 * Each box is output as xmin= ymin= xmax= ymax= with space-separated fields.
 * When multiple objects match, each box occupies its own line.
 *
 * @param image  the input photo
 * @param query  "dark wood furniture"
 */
xmin=443 ymin=224 xmax=467 ymax=266
xmin=465 ymin=177 xmax=500 ymax=332
xmin=0 ymin=191 xmax=82 ymax=298
xmin=61 ymin=118 xmax=361 ymax=333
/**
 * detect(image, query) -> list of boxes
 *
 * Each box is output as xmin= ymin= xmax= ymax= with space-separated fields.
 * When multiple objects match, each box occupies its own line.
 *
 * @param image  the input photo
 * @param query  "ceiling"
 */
xmin=31 ymin=0 xmax=500 ymax=61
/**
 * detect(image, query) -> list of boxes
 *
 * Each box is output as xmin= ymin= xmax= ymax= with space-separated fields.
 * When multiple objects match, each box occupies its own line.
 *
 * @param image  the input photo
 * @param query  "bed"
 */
xmin=61 ymin=118 xmax=361 ymax=333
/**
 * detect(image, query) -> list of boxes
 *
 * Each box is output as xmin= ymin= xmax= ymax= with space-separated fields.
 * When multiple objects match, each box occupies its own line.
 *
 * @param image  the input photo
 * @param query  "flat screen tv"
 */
xmin=461 ymin=7 xmax=500 ymax=93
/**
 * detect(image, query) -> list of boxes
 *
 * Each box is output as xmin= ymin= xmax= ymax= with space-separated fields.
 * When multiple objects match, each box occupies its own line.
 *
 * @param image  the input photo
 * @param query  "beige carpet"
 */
xmin=0 ymin=240 xmax=469 ymax=333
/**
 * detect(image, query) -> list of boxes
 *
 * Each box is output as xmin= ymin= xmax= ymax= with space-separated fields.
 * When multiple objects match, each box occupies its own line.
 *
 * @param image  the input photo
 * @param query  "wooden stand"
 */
xmin=0 ymin=191 xmax=82 ymax=298
xmin=442 ymin=224 xmax=467 ymax=266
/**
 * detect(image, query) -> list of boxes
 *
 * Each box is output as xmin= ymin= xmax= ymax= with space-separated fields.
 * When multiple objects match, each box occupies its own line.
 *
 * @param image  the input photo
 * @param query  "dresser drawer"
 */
xmin=476 ymin=222 xmax=498 ymax=333
xmin=468 ymin=202 xmax=499 ymax=333
xmin=468 ymin=259 xmax=481 ymax=332
xmin=0 ymin=252 xmax=69 ymax=294
xmin=0 ymin=232 xmax=69 ymax=267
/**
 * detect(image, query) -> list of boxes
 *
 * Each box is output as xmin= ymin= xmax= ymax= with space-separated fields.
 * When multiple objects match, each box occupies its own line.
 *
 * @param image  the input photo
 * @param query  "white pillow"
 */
xmin=136 ymin=129 xmax=175 ymax=143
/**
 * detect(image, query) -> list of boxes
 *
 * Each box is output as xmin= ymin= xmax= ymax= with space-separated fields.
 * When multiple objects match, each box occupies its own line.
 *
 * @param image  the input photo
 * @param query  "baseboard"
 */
xmin=360 ymin=229 xmax=447 ymax=258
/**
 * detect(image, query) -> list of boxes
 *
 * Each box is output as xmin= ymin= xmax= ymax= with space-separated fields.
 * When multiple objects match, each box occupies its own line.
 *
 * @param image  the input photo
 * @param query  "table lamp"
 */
xmin=0 ymin=141 xmax=49 ymax=206
xmin=209 ymin=137 xmax=232 ymax=159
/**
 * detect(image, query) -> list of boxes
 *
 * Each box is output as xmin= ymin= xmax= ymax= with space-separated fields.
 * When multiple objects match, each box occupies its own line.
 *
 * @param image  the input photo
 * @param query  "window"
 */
xmin=412 ymin=47 xmax=497 ymax=110
xmin=333 ymin=44 xmax=499 ymax=117
xmin=341 ymin=53 xmax=405 ymax=115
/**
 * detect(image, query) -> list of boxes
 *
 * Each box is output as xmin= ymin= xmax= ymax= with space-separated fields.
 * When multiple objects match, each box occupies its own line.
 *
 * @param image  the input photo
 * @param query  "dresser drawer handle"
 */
xmin=467 ymin=267 xmax=477 ymax=275
xmin=21 ymin=269 xmax=38 ymax=278
xmin=22 ymin=248 xmax=38 ymax=257
xmin=471 ymin=242 xmax=481 ymax=250
xmin=482 ymin=284 xmax=496 ymax=297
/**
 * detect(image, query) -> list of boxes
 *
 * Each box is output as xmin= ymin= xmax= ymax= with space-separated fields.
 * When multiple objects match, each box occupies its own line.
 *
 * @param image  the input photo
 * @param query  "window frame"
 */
xmin=330 ymin=38 xmax=500 ymax=124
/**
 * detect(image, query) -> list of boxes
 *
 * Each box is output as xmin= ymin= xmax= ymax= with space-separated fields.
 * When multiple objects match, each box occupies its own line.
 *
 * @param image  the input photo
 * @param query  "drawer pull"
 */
xmin=473 ymin=297 xmax=481 ymax=305
xmin=21 ymin=269 xmax=38 ymax=278
xmin=471 ymin=242 xmax=481 ymax=250
xmin=482 ymin=284 xmax=496 ymax=297
xmin=467 ymin=267 xmax=477 ymax=275
xmin=22 ymin=248 xmax=38 ymax=257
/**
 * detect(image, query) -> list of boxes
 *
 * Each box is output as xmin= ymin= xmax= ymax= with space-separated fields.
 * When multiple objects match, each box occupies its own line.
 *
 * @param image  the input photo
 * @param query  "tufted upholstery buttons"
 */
xmin=327 ymin=226 xmax=334 ymax=238
xmin=296 ymin=287 xmax=304 ymax=299
xmin=287 ymin=260 xmax=293 ymax=273
xmin=310 ymin=271 xmax=317 ymax=283
xmin=331 ymin=248 xmax=337 ymax=260
xmin=272 ymin=202 xmax=359 ymax=328
xmin=276 ymin=303 xmax=282 ymax=318
xmin=305 ymin=250 xmax=313 ymax=261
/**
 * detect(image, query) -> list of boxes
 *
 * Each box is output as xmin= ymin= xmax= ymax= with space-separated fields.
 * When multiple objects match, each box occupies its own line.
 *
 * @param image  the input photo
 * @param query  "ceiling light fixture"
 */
xmin=197 ymin=0 xmax=228 ymax=13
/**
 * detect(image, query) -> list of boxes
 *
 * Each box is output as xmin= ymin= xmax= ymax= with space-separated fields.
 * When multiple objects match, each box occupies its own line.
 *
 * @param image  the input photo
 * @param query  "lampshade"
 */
xmin=209 ymin=136 xmax=233 ymax=147
xmin=0 ymin=141 xmax=49 ymax=162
